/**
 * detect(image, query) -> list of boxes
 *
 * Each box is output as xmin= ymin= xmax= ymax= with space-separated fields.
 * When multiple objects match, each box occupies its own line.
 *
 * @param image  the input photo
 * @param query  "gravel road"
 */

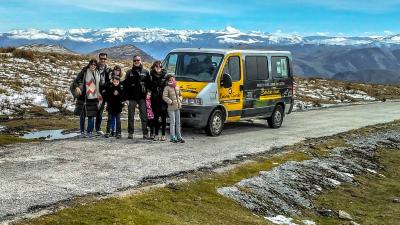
xmin=1 ymin=102 xmax=400 ymax=222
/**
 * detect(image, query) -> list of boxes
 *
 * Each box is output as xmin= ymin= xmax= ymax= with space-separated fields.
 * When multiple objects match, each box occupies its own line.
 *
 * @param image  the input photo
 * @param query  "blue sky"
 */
xmin=1 ymin=0 xmax=399 ymax=36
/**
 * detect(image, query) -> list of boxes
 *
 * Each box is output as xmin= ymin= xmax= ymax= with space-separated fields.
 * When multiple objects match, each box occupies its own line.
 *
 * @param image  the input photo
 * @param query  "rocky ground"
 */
xmin=218 ymin=123 xmax=400 ymax=225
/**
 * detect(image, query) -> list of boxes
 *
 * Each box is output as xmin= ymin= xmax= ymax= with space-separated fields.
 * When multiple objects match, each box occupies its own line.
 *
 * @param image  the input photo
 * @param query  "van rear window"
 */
xmin=271 ymin=56 xmax=289 ymax=78
xmin=245 ymin=56 xmax=268 ymax=80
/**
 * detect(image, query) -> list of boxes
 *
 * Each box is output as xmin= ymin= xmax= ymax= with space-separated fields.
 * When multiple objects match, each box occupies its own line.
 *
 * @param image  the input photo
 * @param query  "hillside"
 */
xmin=332 ymin=69 xmax=400 ymax=85
xmin=90 ymin=44 xmax=155 ymax=62
xmin=17 ymin=44 xmax=77 ymax=55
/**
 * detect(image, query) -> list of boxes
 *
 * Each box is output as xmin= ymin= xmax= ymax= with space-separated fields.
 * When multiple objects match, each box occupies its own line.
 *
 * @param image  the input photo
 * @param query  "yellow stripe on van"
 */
xmin=177 ymin=81 xmax=208 ymax=99
xmin=259 ymin=95 xmax=282 ymax=100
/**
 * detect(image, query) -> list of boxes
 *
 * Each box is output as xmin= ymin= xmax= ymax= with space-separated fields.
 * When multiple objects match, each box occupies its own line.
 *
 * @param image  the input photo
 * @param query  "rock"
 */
xmin=392 ymin=198 xmax=400 ymax=203
xmin=338 ymin=210 xmax=353 ymax=220
xmin=317 ymin=209 xmax=337 ymax=218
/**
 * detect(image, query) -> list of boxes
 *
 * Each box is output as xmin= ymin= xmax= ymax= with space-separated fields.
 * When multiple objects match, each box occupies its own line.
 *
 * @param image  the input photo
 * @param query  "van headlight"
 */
xmin=182 ymin=98 xmax=203 ymax=105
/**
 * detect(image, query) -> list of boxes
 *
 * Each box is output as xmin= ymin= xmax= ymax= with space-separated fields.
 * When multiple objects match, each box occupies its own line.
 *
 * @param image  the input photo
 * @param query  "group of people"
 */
xmin=70 ymin=53 xmax=185 ymax=143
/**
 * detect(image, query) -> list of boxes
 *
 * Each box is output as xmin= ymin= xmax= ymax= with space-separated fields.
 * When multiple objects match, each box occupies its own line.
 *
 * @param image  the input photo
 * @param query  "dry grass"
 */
xmin=44 ymin=89 xmax=67 ymax=108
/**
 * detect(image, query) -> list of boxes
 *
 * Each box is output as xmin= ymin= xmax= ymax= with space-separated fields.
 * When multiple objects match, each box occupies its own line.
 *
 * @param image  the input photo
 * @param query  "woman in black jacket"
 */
xmin=70 ymin=59 xmax=101 ymax=137
xmin=149 ymin=61 xmax=168 ymax=141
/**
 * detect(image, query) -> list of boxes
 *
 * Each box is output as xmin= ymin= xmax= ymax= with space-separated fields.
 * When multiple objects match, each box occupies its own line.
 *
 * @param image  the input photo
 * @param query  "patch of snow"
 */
xmin=265 ymin=215 xmax=298 ymax=225
xmin=366 ymin=169 xmax=377 ymax=174
xmin=44 ymin=107 xmax=60 ymax=113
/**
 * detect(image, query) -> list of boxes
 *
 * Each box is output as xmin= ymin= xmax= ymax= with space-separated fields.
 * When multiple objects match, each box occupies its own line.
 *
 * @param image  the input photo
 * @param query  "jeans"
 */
xmin=80 ymin=110 xmax=94 ymax=133
xmin=106 ymin=113 xmax=121 ymax=134
xmin=95 ymin=101 xmax=105 ymax=132
xmin=168 ymin=110 xmax=182 ymax=139
xmin=128 ymin=99 xmax=148 ymax=135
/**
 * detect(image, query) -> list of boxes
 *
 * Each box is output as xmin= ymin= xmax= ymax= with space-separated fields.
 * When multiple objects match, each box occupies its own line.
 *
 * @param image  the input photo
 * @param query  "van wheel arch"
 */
xmin=205 ymin=106 xmax=226 ymax=136
xmin=267 ymin=103 xmax=285 ymax=129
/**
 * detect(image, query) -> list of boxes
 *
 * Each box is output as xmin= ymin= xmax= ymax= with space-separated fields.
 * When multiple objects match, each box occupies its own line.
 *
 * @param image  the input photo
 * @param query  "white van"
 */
xmin=162 ymin=48 xmax=294 ymax=136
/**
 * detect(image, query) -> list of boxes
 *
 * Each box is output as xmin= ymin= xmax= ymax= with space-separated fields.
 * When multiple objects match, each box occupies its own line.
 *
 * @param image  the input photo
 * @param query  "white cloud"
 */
xmin=32 ymin=0 xmax=224 ymax=14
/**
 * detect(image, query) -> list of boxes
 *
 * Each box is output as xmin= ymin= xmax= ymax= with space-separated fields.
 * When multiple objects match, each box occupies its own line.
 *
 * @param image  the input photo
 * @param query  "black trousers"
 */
xmin=153 ymin=110 xmax=167 ymax=136
xmin=127 ymin=99 xmax=148 ymax=135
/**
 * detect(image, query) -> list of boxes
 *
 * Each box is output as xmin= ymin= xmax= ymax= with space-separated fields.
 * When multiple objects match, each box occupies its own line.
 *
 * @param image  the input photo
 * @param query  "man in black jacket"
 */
xmin=95 ymin=52 xmax=113 ymax=136
xmin=122 ymin=55 xmax=151 ymax=139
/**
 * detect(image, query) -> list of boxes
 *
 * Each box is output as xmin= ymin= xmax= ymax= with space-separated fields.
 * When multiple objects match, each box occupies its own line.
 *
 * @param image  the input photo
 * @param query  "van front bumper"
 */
xmin=180 ymin=105 xmax=215 ymax=128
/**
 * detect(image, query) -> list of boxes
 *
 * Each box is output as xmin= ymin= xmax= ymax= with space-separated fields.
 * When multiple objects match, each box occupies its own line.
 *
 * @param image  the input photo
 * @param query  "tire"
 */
xmin=205 ymin=109 xmax=224 ymax=136
xmin=267 ymin=105 xmax=284 ymax=129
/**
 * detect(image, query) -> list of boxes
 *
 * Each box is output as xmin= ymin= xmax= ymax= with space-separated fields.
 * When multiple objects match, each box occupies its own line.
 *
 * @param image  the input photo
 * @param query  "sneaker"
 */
xmin=116 ymin=133 xmax=122 ymax=139
xmin=79 ymin=132 xmax=86 ymax=138
xmin=87 ymin=132 xmax=93 ymax=138
xmin=96 ymin=131 xmax=104 ymax=136
xmin=110 ymin=131 xmax=115 ymax=137
xmin=170 ymin=137 xmax=178 ymax=143
xmin=160 ymin=136 xmax=166 ymax=141
xmin=128 ymin=133 xmax=133 ymax=139
xmin=104 ymin=133 xmax=110 ymax=138
xmin=153 ymin=135 xmax=159 ymax=141
xmin=177 ymin=138 xmax=185 ymax=143
xmin=143 ymin=135 xmax=150 ymax=140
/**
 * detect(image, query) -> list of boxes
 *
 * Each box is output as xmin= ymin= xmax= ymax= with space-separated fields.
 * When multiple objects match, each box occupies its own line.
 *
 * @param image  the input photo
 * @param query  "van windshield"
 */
xmin=163 ymin=52 xmax=224 ymax=82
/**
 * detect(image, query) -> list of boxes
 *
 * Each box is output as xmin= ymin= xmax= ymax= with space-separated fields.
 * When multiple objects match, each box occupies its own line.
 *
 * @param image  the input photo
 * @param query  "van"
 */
xmin=162 ymin=48 xmax=294 ymax=136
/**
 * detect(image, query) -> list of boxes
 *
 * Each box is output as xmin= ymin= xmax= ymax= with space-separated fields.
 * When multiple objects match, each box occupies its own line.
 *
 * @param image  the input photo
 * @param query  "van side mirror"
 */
xmin=221 ymin=73 xmax=232 ymax=88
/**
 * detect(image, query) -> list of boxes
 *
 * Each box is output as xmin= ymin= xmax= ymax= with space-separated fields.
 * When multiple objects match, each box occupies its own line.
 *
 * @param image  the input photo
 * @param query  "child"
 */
xmin=162 ymin=75 xmax=185 ymax=143
xmin=104 ymin=75 xmax=124 ymax=139
xmin=146 ymin=91 xmax=155 ymax=140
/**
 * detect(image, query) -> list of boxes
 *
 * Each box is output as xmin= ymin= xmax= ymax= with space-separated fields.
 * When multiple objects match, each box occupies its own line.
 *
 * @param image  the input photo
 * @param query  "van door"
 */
xmin=242 ymin=55 xmax=277 ymax=117
xmin=218 ymin=54 xmax=244 ymax=122
xmin=270 ymin=56 xmax=293 ymax=113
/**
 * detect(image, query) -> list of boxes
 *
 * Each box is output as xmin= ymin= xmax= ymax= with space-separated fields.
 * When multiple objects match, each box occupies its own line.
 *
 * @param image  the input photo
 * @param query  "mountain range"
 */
xmin=2 ymin=26 xmax=400 ymax=84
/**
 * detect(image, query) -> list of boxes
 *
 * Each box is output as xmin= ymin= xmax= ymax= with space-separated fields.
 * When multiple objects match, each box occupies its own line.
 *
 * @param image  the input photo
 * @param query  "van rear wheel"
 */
xmin=267 ymin=105 xmax=284 ymax=128
xmin=205 ymin=109 xmax=224 ymax=136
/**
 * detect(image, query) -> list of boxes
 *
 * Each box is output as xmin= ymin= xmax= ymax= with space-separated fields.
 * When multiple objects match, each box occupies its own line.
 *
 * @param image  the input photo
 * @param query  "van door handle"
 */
xmin=240 ymin=85 xmax=244 ymax=91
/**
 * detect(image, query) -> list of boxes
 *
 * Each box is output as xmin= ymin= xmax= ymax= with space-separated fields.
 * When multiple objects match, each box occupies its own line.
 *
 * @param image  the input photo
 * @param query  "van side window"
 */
xmin=245 ymin=56 xmax=268 ymax=80
xmin=223 ymin=56 xmax=240 ymax=81
xmin=166 ymin=54 xmax=177 ymax=74
xmin=271 ymin=56 xmax=289 ymax=78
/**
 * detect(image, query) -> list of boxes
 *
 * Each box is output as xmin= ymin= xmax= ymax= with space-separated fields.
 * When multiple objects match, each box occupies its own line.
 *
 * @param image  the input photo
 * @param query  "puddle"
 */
xmin=22 ymin=129 xmax=79 ymax=140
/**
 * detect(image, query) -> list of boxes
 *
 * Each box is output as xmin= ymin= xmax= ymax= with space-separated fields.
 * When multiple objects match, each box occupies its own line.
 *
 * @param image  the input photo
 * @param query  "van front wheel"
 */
xmin=205 ymin=109 xmax=224 ymax=136
xmin=267 ymin=105 xmax=284 ymax=128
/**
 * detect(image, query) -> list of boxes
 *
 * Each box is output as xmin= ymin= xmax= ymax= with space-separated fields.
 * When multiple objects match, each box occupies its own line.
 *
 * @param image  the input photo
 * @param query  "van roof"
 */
xmin=170 ymin=48 xmax=292 ymax=55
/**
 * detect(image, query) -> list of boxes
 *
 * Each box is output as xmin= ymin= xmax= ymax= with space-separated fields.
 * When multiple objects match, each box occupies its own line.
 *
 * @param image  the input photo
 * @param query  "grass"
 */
xmin=0 ymin=117 xmax=77 ymax=134
xmin=0 ymin=134 xmax=36 ymax=146
xmin=301 ymin=148 xmax=400 ymax=225
xmin=44 ymin=90 xmax=67 ymax=108
xmin=17 ymin=152 xmax=310 ymax=225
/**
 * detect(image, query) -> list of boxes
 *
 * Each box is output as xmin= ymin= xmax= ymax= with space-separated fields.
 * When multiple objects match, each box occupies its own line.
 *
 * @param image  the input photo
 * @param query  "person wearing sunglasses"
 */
xmin=148 ymin=60 xmax=168 ymax=141
xmin=122 ymin=55 xmax=151 ymax=139
xmin=70 ymin=59 xmax=101 ymax=137
xmin=95 ymin=52 xmax=113 ymax=136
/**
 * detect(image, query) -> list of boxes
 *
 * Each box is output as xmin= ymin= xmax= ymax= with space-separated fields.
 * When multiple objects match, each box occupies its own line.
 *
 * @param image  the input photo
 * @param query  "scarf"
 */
xmin=85 ymin=68 xmax=100 ymax=100
xmin=168 ymin=79 xmax=177 ymax=88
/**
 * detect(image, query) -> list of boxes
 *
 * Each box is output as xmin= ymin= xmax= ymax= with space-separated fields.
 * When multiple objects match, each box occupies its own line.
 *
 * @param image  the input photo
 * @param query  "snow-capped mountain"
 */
xmin=2 ymin=26 xmax=400 ymax=59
